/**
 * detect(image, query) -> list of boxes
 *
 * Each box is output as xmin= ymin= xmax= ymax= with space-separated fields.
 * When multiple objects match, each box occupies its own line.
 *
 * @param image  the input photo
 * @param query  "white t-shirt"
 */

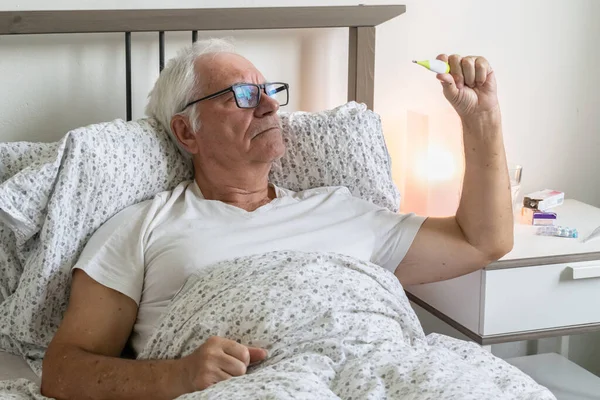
xmin=74 ymin=181 xmax=425 ymax=354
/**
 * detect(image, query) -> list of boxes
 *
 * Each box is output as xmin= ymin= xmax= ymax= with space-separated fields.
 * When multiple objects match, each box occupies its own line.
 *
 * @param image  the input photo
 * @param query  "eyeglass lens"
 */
xmin=233 ymin=83 xmax=288 ymax=108
xmin=265 ymin=83 xmax=288 ymax=107
xmin=233 ymin=85 xmax=259 ymax=108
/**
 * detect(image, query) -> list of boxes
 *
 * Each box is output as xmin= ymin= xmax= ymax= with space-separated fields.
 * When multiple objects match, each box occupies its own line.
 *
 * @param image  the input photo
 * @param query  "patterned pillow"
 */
xmin=0 ymin=119 xmax=193 ymax=372
xmin=272 ymin=101 xmax=400 ymax=212
xmin=0 ymin=101 xmax=399 ymax=373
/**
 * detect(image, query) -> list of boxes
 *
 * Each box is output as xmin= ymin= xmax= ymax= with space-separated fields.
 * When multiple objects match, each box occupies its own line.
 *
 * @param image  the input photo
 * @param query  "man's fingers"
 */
xmin=219 ymin=354 xmax=248 ymax=376
xmin=436 ymin=73 xmax=460 ymax=101
xmin=436 ymin=73 xmax=454 ymax=85
xmin=436 ymin=53 xmax=449 ymax=63
xmin=475 ymin=57 xmax=491 ymax=86
xmin=213 ymin=369 xmax=233 ymax=384
xmin=448 ymin=54 xmax=464 ymax=89
xmin=221 ymin=341 xmax=267 ymax=367
xmin=461 ymin=57 xmax=476 ymax=88
xmin=222 ymin=340 xmax=252 ymax=365
xmin=248 ymin=347 xmax=268 ymax=365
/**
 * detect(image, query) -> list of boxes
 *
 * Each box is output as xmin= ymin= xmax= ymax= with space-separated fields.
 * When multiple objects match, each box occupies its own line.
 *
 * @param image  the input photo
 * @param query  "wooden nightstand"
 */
xmin=405 ymin=199 xmax=600 ymax=398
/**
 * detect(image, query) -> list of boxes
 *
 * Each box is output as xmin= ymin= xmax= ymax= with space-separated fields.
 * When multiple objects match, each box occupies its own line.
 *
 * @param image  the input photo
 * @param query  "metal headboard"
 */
xmin=0 ymin=6 xmax=406 ymax=120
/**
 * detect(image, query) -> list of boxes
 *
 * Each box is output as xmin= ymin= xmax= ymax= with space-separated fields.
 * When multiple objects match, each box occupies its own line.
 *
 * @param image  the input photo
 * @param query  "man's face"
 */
xmin=190 ymin=53 xmax=285 ymax=169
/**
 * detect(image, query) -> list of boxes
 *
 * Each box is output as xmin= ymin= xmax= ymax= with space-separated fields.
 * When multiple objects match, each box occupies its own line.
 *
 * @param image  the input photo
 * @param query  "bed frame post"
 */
xmin=159 ymin=31 xmax=165 ymax=72
xmin=125 ymin=32 xmax=132 ymax=121
xmin=347 ymin=26 xmax=376 ymax=110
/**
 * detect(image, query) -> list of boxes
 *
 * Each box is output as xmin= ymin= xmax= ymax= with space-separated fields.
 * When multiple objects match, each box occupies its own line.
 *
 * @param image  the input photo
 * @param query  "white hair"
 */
xmin=145 ymin=38 xmax=236 ymax=158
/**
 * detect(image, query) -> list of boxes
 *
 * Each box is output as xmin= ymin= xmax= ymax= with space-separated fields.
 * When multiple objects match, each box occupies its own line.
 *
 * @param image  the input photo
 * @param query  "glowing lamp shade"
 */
xmin=388 ymin=110 xmax=464 ymax=217
xmin=415 ymin=146 xmax=457 ymax=183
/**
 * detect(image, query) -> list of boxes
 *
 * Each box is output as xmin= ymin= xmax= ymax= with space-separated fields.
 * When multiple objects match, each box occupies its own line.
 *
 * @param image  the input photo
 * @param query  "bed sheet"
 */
xmin=0 ymin=351 xmax=39 ymax=385
xmin=0 ymin=251 xmax=556 ymax=399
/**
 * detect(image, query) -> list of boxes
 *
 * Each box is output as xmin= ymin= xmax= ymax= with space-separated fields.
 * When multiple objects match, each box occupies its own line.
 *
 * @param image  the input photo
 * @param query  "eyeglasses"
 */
xmin=181 ymin=82 xmax=289 ymax=112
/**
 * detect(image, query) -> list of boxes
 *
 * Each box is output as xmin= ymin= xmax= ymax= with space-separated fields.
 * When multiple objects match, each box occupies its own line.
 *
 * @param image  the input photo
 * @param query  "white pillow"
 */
xmin=0 ymin=102 xmax=399 ymax=373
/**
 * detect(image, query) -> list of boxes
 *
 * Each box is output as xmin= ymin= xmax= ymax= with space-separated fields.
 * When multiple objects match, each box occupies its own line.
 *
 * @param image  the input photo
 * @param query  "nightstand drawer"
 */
xmin=483 ymin=261 xmax=600 ymax=335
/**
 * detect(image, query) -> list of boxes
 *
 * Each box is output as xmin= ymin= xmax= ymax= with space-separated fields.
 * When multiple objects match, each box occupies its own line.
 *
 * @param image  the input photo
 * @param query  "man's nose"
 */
xmin=254 ymin=93 xmax=279 ymax=117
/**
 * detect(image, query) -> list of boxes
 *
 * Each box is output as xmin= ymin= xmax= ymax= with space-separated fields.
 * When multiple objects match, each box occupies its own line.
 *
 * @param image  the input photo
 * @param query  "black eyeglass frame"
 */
xmin=180 ymin=82 xmax=289 ymax=112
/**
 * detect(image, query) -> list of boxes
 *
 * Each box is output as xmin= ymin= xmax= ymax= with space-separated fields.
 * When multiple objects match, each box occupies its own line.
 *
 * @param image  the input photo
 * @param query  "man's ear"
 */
xmin=171 ymin=114 xmax=199 ymax=155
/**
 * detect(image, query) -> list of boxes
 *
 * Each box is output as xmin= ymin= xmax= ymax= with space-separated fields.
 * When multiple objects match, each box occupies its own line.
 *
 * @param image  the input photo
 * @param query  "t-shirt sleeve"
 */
xmin=370 ymin=207 xmax=427 ymax=274
xmin=72 ymin=201 xmax=151 ymax=305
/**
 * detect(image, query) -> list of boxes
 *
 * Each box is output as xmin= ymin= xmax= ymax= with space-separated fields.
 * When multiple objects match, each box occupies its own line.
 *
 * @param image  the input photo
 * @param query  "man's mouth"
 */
xmin=252 ymin=126 xmax=280 ymax=139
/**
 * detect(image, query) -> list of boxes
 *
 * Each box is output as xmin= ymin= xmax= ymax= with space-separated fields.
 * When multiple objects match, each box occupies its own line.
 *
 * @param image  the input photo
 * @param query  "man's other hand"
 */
xmin=183 ymin=336 xmax=268 ymax=391
xmin=435 ymin=54 xmax=499 ymax=118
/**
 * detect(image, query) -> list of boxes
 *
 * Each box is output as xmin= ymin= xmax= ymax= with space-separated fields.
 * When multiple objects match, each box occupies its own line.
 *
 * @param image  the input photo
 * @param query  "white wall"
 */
xmin=374 ymin=0 xmax=600 ymax=209
xmin=1 ymin=0 xmax=599 ymax=374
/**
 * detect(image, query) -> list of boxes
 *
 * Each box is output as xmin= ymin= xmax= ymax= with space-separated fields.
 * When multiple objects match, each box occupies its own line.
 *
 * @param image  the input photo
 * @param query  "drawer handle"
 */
xmin=568 ymin=266 xmax=600 ymax=280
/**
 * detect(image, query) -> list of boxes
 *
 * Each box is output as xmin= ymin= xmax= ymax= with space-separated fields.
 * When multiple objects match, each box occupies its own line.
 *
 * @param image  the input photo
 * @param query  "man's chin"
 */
xmin=250 ymin=138 xmax=286 ymax=163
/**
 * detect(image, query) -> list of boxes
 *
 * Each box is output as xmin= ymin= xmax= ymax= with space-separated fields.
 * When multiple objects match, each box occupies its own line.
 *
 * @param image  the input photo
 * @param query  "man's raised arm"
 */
xmin=395 ymin=54 xmax=513 ymax=286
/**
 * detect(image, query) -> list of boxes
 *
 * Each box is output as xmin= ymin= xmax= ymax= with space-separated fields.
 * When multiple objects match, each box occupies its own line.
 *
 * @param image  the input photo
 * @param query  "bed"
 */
xmin=0 ymin=352 xmax=39 ymax=384
xmin=0 ymin=4 xmax=403 ymax=382
xmin=0 ymin=5 xmax=556 ymax=400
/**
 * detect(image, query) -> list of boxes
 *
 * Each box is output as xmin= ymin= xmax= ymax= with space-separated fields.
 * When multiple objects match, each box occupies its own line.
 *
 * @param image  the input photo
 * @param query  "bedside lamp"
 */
xmin=389 ymin=110 xmax=464 ymax=217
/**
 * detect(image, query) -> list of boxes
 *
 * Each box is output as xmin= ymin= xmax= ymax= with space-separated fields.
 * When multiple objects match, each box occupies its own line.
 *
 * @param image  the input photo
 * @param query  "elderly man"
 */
xmin=41 ymin=39 xmax=513 ymax=399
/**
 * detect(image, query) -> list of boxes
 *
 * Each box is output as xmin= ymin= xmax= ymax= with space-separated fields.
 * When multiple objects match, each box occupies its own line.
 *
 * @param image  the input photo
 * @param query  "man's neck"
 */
xmin=193 ymin=163 xmax=275 ymax=212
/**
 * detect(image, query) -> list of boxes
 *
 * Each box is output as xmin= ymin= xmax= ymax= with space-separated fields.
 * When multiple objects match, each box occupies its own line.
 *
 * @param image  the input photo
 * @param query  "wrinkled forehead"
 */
xmin=194 ymin=53 xmax=265 ymax=95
